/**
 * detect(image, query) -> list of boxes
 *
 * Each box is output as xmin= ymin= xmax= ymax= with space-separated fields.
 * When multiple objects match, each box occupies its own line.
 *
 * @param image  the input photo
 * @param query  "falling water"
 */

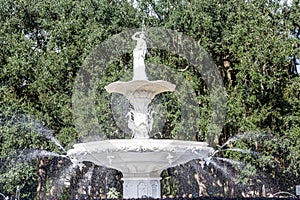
xmin=214 ymin=157 xmax=244 ymax=168
xmin=49 ymin=158 xmax=75 ymax=191
xmin=192 ymin=132 xmax=264 ymax=186
xmin=9 ymin=114 xmax=66 ymax=152
xmin=21 ymin=149 xmax=67 ymax=161
xmin=212 ymin=148 xmax=259 ymax=157
xmin=218 ymin=132 xmax=258 ymax=149
xmin=28 ymin=121 xmax=66 ymax=152
xmin=206 ymin=158 xmax=236 ymax=181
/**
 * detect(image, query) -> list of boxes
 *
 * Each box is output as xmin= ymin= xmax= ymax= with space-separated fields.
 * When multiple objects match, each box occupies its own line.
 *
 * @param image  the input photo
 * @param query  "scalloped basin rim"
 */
xmin=104 ymin=80 xmax=176 ymax=98
xmin=71 ymin=139 xmax=212 ymax=152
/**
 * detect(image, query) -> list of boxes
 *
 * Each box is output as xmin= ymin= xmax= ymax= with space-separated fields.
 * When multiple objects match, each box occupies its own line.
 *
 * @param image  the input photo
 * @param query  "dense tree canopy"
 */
xmin=0 ymin=0 xmax=299 ymax=199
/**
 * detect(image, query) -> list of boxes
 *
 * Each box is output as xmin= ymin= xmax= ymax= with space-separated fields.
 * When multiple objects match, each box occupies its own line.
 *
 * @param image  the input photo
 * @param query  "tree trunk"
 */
xmin=36 ymin=157 xmax=48 ymax=200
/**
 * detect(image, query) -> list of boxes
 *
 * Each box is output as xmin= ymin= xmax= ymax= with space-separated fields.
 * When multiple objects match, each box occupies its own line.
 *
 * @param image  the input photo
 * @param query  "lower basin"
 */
xmin=67 ymin=139 xmax=213 ymax=175
xmin=67 ymin=139 xmax=214 ymax=198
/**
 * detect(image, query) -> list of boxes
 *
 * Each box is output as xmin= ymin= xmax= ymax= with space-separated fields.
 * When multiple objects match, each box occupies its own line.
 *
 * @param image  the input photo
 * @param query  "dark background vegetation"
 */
xmin=0 ymin=0 xmax=299 ymax=199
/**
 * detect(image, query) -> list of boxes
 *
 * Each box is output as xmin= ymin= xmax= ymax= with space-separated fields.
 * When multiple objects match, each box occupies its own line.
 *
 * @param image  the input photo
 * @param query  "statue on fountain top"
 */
xmin=132 ymin=32 xmax=147 ymax=57
xmin=131 ymin=31 xmax=148 ymax=80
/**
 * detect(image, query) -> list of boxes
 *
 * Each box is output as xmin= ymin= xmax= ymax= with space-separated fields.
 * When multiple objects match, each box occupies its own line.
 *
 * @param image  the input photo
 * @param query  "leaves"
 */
xmin=0 ymin=0 xmax=300 ymax=198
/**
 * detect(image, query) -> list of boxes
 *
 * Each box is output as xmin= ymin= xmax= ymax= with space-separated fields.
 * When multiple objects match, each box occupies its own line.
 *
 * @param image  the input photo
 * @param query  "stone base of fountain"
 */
xmin=67 ymin=139 xmax=214 ymax=199
xmin=122 ymin=176 xmax=161 ymax=198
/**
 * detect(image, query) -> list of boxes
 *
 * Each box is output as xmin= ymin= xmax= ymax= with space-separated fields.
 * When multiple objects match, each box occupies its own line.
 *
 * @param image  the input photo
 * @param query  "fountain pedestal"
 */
xmin=123 ymin=176 xmax=161 ymax=198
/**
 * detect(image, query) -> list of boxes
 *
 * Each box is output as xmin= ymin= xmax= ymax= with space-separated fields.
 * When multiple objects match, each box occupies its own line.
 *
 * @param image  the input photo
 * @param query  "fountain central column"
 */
xmin=105 ymin=31 xmax=176 ymax=140
xmin=104 ymin=31 xmax=176 ymax=198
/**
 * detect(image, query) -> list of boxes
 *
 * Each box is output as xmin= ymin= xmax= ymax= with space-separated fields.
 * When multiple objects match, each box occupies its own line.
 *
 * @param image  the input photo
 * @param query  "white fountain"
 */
xmin=67 ymin=31 xmax=214 ymax=199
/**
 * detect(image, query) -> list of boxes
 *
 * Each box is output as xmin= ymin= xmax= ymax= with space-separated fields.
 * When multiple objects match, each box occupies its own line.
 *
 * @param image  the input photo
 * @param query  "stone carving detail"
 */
xmin=126 ymin=108 xmax=155 ymax=139
xmin=151 ymin=181 xmax=158 ymax=197
xmin=137 ymin=182 xmax=147 ymax=198
xmin=68 ymin=140 xmax=212 ymax=155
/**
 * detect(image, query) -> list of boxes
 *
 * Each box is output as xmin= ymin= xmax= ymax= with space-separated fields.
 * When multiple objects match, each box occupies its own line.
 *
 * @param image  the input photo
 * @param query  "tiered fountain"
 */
xmin=67 ymin=31 xmax=214 ymax=199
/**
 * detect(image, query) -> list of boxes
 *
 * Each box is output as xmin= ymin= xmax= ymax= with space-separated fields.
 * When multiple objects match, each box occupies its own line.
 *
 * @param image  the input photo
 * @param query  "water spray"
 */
xmin=0 ymin=192 xmax=8 ymax=200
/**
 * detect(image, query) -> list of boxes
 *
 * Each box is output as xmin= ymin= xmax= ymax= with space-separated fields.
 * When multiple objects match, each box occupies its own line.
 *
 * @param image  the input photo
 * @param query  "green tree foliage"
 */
xmin=0 ymin=0 xmax=138 ymax=198
xmin=155 ymin=0 xmax=300 ymax=195
xmin=0 ymin=0 xmax=299 ymax=198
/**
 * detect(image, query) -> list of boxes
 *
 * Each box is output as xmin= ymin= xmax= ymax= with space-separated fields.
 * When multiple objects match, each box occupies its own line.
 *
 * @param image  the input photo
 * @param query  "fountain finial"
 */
xmin=131 ymin=31 xmax=148 ymax=80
